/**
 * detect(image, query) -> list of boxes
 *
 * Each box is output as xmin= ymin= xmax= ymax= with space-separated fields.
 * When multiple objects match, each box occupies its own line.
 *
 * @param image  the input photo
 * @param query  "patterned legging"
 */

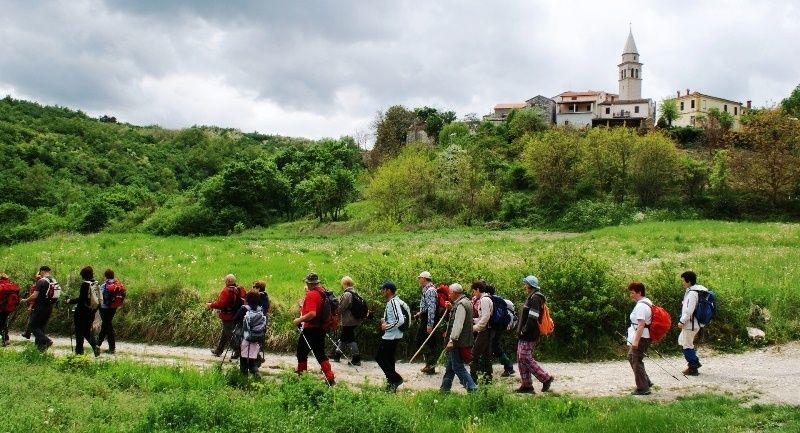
xmin=517 ymin=340 xmax=551 ymax=386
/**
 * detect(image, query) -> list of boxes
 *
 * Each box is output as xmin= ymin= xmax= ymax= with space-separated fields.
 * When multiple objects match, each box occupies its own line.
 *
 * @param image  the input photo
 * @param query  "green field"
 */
xmin=2 ymin=220 xmax=799 ymax=356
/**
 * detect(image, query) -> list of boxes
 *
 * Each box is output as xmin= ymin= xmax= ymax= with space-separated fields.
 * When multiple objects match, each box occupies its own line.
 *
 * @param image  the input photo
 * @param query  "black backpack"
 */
xmin=489 ymin=295 xmax=511 ymax=329
xmin=347 ymin=289 xmax=368 ymax=320
xmin=315 ymin=288 xmax=340 ymax=331
xmin=398 ymin=300 xmax=411 ymax=332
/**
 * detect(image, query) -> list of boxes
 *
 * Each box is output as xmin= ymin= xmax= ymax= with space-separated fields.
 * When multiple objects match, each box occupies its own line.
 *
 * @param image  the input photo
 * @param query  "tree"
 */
xmin=658 ymin=98 xmax=680 ymax=127
xmin=730 ymin=109 xmax=800 ymax=209
xmin=630 ymin=132 xmax=681 ymax=207
xmin=781 ymin=83 xmax=800 ymax=118
xmin=522 ymin=129 xmax=584 ymax=208
xmin=370 ymin=105 xmax=416 ymax=169
xmin=507 ymin=107 xmax=548 ymax=141
xmin=365 ymin=145 xmax=437 ymax=223
xmin=580 ymin=127 xmax=637 ymax=202
xmin=438 ymin=122 xmax=470 ymax=145
xmin=700 ymin=108 xmax=735 ymax=156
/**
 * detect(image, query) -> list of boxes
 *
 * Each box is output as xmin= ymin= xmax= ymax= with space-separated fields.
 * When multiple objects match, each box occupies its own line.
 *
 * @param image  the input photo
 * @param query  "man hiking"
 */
xmin=377 ymin=280 xmax=407 ymax=392
xmin=20 ymin=266 xmax=59 ymax=351
xmin=331 ymin=276 xmax=364 ymax=366
xmin=207 ymin=274 xmax=245 ymax=358
xmin=0 ymin=273 xmax=20 ymax=346
xmin=65 ymin=266 xmax=101 ymax=357
xmin=292 ymin=273 xmax=335 ymax=386
xmin=440 ymin=283 xmax=478 ymax=393
xmin=515 ymin=275 xmax=554 ymax=394
xmin=414 ymin=271 xmax=440 ymax=374
xmin=678 ymin=271 xmax=707 ymax=376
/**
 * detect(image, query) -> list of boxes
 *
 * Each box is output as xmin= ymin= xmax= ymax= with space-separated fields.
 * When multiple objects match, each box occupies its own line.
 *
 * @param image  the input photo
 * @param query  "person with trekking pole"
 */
xmin=21 ymin=272 xmax=41 ymax=340
xmin=253 ymin=280 xmax=270 ymax=366
xmin=376 ymin=280 xmax=408 ymax=392
xmin=626 ymin=282 xmax=654 ymax=395
xmin=292 ymin=273 xmax=335 ymax=386
xmin=515 ymin=275 xmax=554 ymax=394
xmin=233 ymin=290 xmax=266 ymax=376
xmin=439 ymin=283 xmax=478 ymax=393
xmin=678 ymin=271 xmax=710 ymax=376
xmin=207 ymin=274 xmax=245 ymax=358
xmin=64 ymin=266 xmax=101 ymax=357
xmin=330 ymin=276 xmax=365 ymax=366
xmin=20 ymin=266 xmax=60 ymax=351
xmin=0 ymin=273 xmax=21 ymax=346
xmin=413 ymin=271 xmax=441 ymax=375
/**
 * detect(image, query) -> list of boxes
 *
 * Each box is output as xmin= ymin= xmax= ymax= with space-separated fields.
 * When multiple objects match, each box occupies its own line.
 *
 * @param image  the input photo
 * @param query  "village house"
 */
xmin=666 ymin=89 xmax=749 ymax=129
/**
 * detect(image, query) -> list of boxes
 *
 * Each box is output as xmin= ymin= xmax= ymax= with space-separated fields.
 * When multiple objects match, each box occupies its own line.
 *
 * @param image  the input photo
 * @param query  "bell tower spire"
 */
xmin=618 ymin=29 xmax=642 ymax=100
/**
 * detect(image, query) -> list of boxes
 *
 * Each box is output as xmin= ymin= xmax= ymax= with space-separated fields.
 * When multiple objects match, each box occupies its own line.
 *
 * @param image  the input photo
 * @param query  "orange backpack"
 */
xmin=538 ymin=303 xmax=555 ymax=336
xmin=646 ymin=303 xmax=672 ymax=342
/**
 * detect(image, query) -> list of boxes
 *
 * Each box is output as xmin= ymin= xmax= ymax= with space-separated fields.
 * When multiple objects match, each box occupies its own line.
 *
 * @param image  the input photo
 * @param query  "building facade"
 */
xmin=666 ymin=90 xmax=747 ymax=129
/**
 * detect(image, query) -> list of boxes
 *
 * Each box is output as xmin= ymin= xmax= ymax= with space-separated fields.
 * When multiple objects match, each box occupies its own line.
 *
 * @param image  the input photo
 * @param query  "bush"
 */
xmin=558 ymin=200 xmax=635 ymax=231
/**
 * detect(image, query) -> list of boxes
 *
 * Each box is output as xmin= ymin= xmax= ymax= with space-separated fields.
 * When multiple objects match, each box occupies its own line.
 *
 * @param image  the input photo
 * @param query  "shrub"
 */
xmin=558 ymin=199 xmax=635 ymax=231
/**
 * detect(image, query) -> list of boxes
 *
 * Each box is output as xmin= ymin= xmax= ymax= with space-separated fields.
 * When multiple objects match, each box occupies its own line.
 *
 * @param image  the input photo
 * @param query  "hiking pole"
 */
xmin=409 ymin=310 xmax=449 ymax=363
xmin=649 ymin=346 xmax=689 ymax=379
xmin=298 ymin=326 xmax=332 ymax=387
xmin=325 ymin=334 xmax=359 ymax=372
xmin=219 ymin=331 xmax=235 ymax=368
xmin=615 ymin=331 xmax=680 ymax=382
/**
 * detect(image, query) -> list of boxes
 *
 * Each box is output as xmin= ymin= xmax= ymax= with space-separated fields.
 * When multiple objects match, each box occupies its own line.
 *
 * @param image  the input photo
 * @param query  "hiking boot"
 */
xmin=93 ymin=346 xmax=101 ymax=357
xmin=231 ymin=353 xmax=240 ymax=360
xmin=38 ymin=340 xmax=53 ymax=352
xmin=210 ymin=350 xmax=222 ymax=357
xmin=107 ymin=349 xmax=115 ymax=355
xmin=542 ymin=376 xmax=554 ymax=392
xmin=348 ymin=355 xmax=362 ymax=366
xmin=421 ymin=365 xmax=436 ymax=375
xmin=22 ymin=331 xmax=31 ymax=339
xmin=683 ymin=366 xmax=699 ymax=376
xmin=501 ymin=369 xmax=515 ymax=377
xmin=387 ymin=378 xmax=404 ymax=393
xmin=514 ymin=385 xmax=535 ymax=394
xmin=631 ymin=389 xmax=652 ymax=396
xmin=330 ymin=353 xmax=341 ymax=363
xmin=327 ymin=379 xmax=336 ymax=387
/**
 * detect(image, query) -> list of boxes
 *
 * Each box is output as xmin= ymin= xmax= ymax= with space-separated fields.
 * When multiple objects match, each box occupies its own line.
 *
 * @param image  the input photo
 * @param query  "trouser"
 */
xmin=517 ymin=340 xmax=551 ymax=387
xmin=74 ymin=308 xmax=98 ymax=355
xmin=30 ymin=306 xmax=53 ymax=350
xmin=470 ymin=329 xmax=494 ymax=383
xmin=628 ymin=338 xmax=652 ymax=391
xmin=214 ymin=320 xmax=235 ymax=355
xmin=375 ymin=338 xmax=402 ymax=384
xmin=679 ymin=327 xmax=701 ymax=368
xmin=334 ymin=325 xmax=360 ymax=357
xmin=441 ymin=348 xmax=478 ymax=392
xmin=296 ymin=327 xmax=334 ymax=382
xmin=414 ymin=312 xmax=441 ymax=367
xmin=98 ymin=308 xmax=117 ymax=351
xmin=492 ymin=328 xmax=514 ymax=372
xmin=0 ymin=311 xmax=9 ymax=343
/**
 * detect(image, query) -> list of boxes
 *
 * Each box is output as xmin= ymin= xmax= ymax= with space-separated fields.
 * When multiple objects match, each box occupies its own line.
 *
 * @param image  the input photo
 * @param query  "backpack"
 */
xmin=347 ymin=289 xmax=369 ymax=321
xmin=534 ymin=293 xmax=555 ymax=336
xmin=637 ymin=300 xmax=671 ymax=342
xmin=692 ymin=289 xmax=716 ymax=326
xmin=504 ymin=299 xmax=518 ymax=331
xmin=0 ymin=280 xmax=21 ymax=313
xmin=316 ymin=288 xmax=340 ymax=331
xmin=106 ymin=280 xmax=127 ymax=309
xmin=222 ymin=285 xmax=242 ymax=314
xmin=86 ymin=280 xmax=102 ymax=310
xmin=242 ymin=305 xmax=266 ymax=342
xmin=435 ymin=284 xmax=450 ymax=311
xmin=44 ymin=277 xmax=62 ymax=303
xmin=397 ymin=299 xmax=411 ymax=332
xmin=489 ymin=295 xmax=511 ymax=329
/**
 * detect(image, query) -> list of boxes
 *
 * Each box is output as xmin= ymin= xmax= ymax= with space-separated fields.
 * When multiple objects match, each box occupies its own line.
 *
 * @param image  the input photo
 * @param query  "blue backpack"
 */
xmin=489 ymin=295 xmax=511 ymax=329
xmin=692 ymin=289 xmax=717 ymax=326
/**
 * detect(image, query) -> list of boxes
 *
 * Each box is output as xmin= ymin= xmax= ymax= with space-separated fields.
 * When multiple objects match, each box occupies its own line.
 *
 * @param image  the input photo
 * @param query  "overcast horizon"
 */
xmin=1 ymin=0 xmax=798 ymax=140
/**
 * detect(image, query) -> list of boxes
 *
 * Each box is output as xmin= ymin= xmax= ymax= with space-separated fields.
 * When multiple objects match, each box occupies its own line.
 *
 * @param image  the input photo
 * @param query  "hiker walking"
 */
xmin=515 ymin=275 xmax=554 ymax=394
xmin=485 ymin=283 xmax=516 ymax=377
xmin=253 ymin=280 xmax=270 ymax=365
xmin=98 ymin=269 xmax=124 ymax=354
xmin=440 ymin=283 xmax=478 ymax=393
xmin=65 ymin=266 xmax=101 ymax=357
xmin=21 ymin=266 xmax=60 ymax=351
xmin=413 ymin=271 xmax=440 ymax=375
xmin=207 ymin=274 xmax=245 ymax=358
xmin=376 ymin=280 xmax=408 ymax=392
xmin=331 ymin=276 xmax=364 ymax=366
xmin=470 ymin=280 xmax=495 ymax=384
xmin=21 ymin=272 xmax=41 ymax=340
xmin=233 ymin=290 xmax=266 ymax=376
xmin=0 ymin=273 xmax=21 ymax=346
xmin=626 ymin=282 xmax=653 ymax=395
xmin=292 ymin=273 xmax=336 ymax=385
xmin=678 ymin=271 xmax=707 ymax=376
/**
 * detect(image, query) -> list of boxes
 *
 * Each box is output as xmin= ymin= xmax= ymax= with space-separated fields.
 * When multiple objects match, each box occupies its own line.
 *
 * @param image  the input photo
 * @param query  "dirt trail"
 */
xmin=8 ymin=335 xmax=799 ymax=406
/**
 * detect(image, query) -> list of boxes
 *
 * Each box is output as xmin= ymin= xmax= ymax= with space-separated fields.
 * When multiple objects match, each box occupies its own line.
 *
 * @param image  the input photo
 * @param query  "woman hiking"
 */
xmin=65 ymin=266 xmax=100 ymax=357
xmin=233 ymin=290 xmax=266 ymax=376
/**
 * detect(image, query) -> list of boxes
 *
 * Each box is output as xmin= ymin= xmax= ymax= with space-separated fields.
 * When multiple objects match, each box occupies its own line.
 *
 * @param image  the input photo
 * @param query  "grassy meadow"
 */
xmin=1 ymin=220 xmax=798 ymax=356
xmin=1 ymin=348 xmax=798 ymax=433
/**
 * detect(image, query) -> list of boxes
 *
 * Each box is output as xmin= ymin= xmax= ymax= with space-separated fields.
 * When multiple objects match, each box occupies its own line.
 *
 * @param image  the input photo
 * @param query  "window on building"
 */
xmin=605 ymin=107 xmax=610 ymax=114
xmin=571 ymin=97 xmax=577 ymax=101
xmin=680 ymin=101 xmax=684 ymax=110
xmin=734 ymin=107 xmax=738 ymax=115
xmin=691 ymin=100 xmax=695 ymax=109
xmin=634 ymin=106 xmax=640 ymax=114
xmin=702 ymin=100 xmax=707 ymax=109
xmin=586 ymin=105 xmax=592 ymax=112
xmin=724 ymin=104 xmax=728 ymax=112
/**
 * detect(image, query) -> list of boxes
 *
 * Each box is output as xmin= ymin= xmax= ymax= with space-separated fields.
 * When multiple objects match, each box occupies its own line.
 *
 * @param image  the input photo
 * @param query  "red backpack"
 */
xmin=435 ymin=284 xmax=450 ymax=310
xmin=106 ymin=280 xmax=127 ymax=309
xmin=0 ymin=280 xmax=20 ymax=313
xmin=647 ymin=303 xmax=672 ymax=342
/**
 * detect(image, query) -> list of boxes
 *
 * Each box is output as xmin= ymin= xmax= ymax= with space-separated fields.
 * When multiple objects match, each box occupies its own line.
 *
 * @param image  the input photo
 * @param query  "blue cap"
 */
xmin=522 ymin=275 xmax=540 ymax=289
xmin=379 ymin=280 xmax=397 ymax=292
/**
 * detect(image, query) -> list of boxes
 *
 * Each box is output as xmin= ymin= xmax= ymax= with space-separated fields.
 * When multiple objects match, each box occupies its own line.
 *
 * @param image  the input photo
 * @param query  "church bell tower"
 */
xmin=618 ymin=30 xmax=642 ymax=100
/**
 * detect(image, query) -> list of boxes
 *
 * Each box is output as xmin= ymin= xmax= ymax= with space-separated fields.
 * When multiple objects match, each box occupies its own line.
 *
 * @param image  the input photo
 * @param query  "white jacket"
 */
xmin=680 ymin=284 xmax=709 ymax=330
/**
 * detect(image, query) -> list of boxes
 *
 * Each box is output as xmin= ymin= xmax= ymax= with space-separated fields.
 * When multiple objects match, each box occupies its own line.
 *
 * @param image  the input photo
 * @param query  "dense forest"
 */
xmin=1 ymin=84 xmax=799 ymax=244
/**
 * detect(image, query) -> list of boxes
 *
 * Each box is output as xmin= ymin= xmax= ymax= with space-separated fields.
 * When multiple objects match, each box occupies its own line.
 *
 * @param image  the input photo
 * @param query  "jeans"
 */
xmin=375 ymin=338 xmax=402 ymax=384
xmin=98 ymin=308 xmax=117 ymax=351
xmin=440 ymin=348 xmax=478 ymax=392
xmin=628 ymin=338 xmax=652 ymax=391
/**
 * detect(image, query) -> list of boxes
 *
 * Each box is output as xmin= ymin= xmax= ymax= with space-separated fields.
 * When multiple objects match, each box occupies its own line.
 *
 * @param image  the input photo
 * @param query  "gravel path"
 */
xmin=8 ymin=335 xmax=799 ymax=406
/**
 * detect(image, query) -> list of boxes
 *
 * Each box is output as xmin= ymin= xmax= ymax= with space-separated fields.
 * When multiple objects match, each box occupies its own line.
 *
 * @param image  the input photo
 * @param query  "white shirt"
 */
xmin=627 ymin=297 xmax=653 ymax=344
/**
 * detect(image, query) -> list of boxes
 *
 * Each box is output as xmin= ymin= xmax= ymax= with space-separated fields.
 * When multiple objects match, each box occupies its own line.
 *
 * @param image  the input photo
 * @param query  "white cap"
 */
xmin=417 ymin=271 xmax=432 ymax=280
xmin=449 ymin=283 xmax=463 ymax=293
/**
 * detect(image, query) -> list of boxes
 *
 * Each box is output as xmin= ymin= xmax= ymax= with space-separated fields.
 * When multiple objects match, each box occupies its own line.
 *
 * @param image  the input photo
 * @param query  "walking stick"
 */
xmin=650 ymin=346 xmax=689 ymax=379
xmin=409 ymin=310 xmax=449 ymax=363
xmin=326 ymin=333 xmax=359 ymax=372
xmin=615 ymin=331 xmax=680 ymax=382
xmin=66 ymin=305 xmax=74 ymax=352
xmin=298 ymin=326 xmax=332 ymax=387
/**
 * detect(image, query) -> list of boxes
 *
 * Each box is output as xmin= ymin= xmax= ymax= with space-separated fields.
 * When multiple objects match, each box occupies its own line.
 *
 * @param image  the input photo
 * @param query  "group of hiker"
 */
xmin=0 ymin=265 xmax=715 ymax=396
xmin=0 ymin=265 xmax=125 ymax=355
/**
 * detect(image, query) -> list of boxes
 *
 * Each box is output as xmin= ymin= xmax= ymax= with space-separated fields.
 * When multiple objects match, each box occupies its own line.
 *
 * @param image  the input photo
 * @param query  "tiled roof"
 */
xmin=494 ymin=103 xmax=528 ymax=109
xmin=558 ymin=91 xmax=603 ymax=97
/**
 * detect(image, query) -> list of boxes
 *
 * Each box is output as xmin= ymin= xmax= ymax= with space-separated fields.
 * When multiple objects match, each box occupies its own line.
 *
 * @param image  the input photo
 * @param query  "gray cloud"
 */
xmin=0 ymin=0 xmax=797 ymax=138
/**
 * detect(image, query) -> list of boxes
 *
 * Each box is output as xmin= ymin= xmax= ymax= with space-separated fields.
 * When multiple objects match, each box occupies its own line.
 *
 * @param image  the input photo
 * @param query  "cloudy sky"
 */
xmin=1 ymin=0 xmax=798 ymax=140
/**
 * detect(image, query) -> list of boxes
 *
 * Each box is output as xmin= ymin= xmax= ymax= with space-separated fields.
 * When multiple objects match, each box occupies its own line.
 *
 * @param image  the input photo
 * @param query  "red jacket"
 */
xmin=209 ymin=285 xmax=245 ymax=321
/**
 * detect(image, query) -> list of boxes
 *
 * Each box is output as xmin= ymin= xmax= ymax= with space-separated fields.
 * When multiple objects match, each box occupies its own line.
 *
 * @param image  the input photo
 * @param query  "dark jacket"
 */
xmin=518 ymin=291 xmax=544 ymax=342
